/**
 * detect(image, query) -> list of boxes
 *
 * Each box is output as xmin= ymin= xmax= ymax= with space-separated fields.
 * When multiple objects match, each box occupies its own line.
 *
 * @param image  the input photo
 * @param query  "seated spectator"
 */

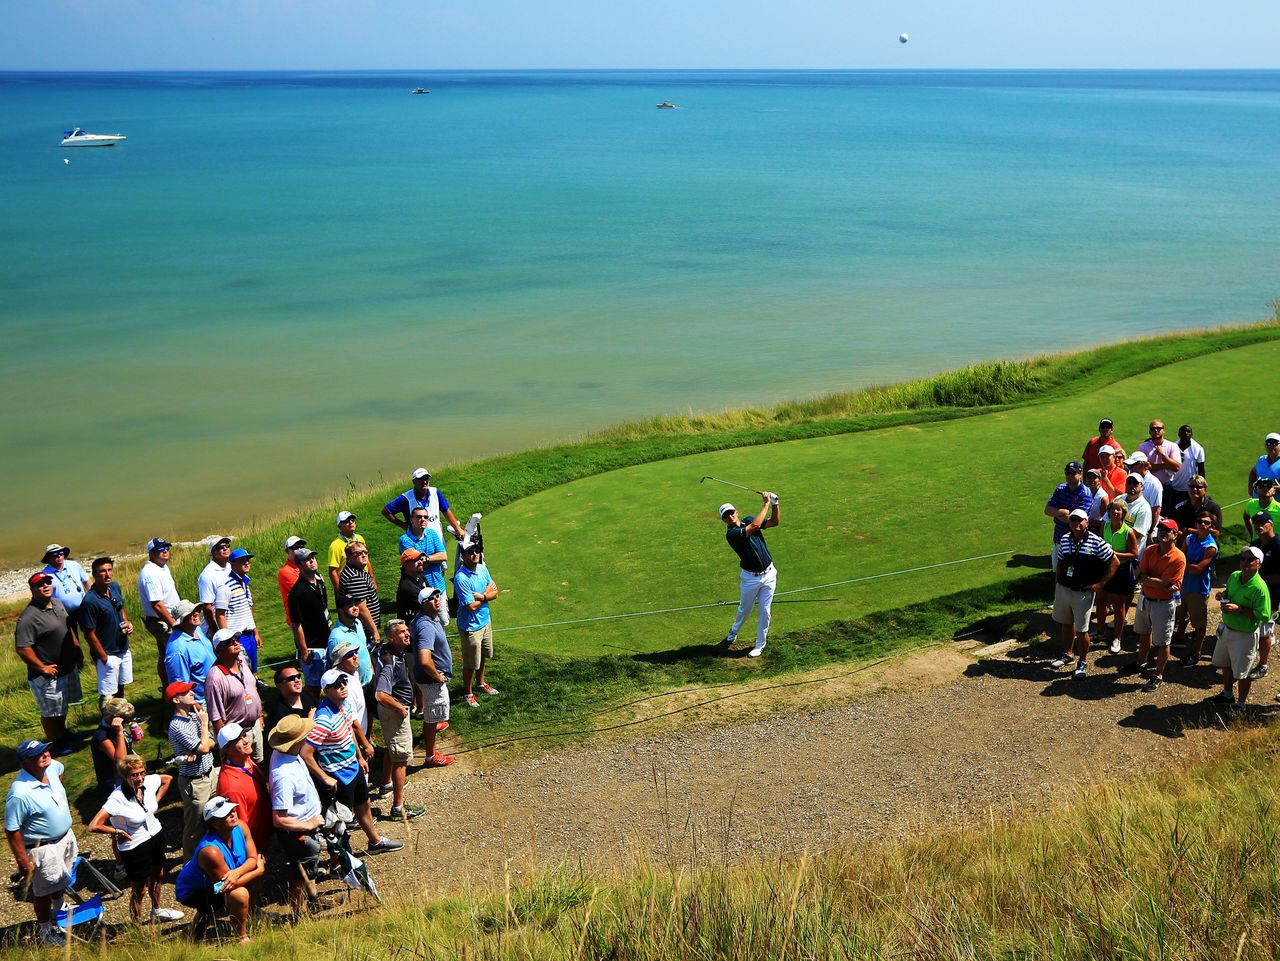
xmin=268 ymin=716 xmax=327 ymax=919
xmin=87 ymin=755 xmax=183 ymax=923
xmin=174 ymin=797 xmax=266 ymax=945
xmin=266 ymin=665 xmax=316 ymax=733
xmin=216 ymin=722 xmax=273 ymax=853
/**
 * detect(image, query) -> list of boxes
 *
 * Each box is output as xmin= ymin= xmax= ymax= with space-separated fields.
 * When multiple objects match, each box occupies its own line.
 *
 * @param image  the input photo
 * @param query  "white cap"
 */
xmin=1124 ymin=451 xmax=1148 ymax=465
xmin=321 ymin=668 xmax=347 ymax=688
xmin=418 ymin=586 xmax=443 ymax=605
xmin=412 ymin=467 xmax=431 ymax=480
xmin=1268 ymin=433 xmax=1280 ymax=443
xmin=202 ymin=796 xmax=238 ymax=822
xmin=1126 ymin=472 xmax=1144 ymax=484
xmin=215 ymin=721 xmax=244 ymax=750
xmin=212 ymin=628 xmax=238 ymax=647
xmin=1068 ymin=508 xmax=1089 ymax=521
xmin=1098 ymin=445 xmax=1115 ymax=455
xmin=1243 ymin=545 xmax=1264 ymax=562
xmin=284 ymin=535 xmax=306 ymax=550
xmin=719 ymin=503 xmax=735 ymax=517
xmin=337 ymin=510 xmax=356 ymax=524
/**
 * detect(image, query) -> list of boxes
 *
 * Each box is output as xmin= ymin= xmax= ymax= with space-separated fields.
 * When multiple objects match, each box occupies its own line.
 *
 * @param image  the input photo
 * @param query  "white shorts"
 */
xmin=417 ymin=679 xmax=450 ymax=724
xmin=29 ymin=830 xmax=78 ymax=898
xmin=28 ymin=672 xmax=82 ymax=719
xmin=1212 ymin=626 xmax=1260 ymax=680
xmin=95 ymin=651 xmax=134 ymax=696
xmin=1134 ymin=597 xmax=1178 ymax=647
xmin=1052 ymin=584 xmax=1095 ymax=632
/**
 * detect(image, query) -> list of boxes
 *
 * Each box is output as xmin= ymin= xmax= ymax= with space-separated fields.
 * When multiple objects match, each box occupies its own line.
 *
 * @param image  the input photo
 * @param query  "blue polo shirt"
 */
xmin=327 ymin=619 xmax=372 ymax=686
xmin=454 ymin=563 xmax=493 ymax=633
xmin=411 ymin=613 xmax=452 ymax=683
xmin=1046 ymin=482 xmax=1094 ymax=543
xmin=4 ymin=760 xmax=72 ymax=844
xmin=384 ymin=488 xmax=451 ymax=523
xmin=399 ymin=528 xmax=447 ymax=592
xmin=1184 ymin=532 xmax=1216 ymax=596
xmin=165 ymin=630 xmax=216 ymax=704
xmin=79 ymin=583 xmax=129 ymax=656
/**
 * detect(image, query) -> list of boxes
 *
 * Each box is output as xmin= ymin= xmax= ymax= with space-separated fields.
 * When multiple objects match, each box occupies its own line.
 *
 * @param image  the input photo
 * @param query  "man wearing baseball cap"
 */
xmin=216 ymin=722 xmax=272 ymax=852
xmin=1125 ymin=452 xmax=1165 ymax=527
xmin=1052 ymin=508 xmax=1118 ymax=678
xmin=223 ymin=548 xmax=262 ymax=672
xmin=277 ymin=535 xmax=307 ymax=626
xmin=287 ymin=548 xmax=330 ymax=695
xmin=398 ymin=506 xmax=449 ymax=596
xmin=1044 ymin=461 xmax=1094 ymax=555
xmin=328 ymin=511 xmax=372 ymax=594
xmin=1128 ymin=518 xmax=1186 ymax=692
xmin=138 ymin=537 xmax=180 ymax=688
xmin=1248 ymin=432 xmax=1280 ymax=498
xmin=381 ymin=467 xmax=467 ymax=547
xmin=1213 ymin=546 xmax=1272 ymax=709
xmin=1244 ymin=477 xmax=1280 ymax=540
xmin=164 ymin=600 xmax=215 ymax=706
xmin=455 ymin=540 xmax=501 ymax=701
xmin=4 ymin=739 xmax=77 ymax=945
xmin=205 ymin=629 xmax=264 ymax=762
xmin=1082 ymin=418 xmax=1126 ymax=472
xmin=412 ymin=587 xmax=455 ymax=767
xmin=166 ymin=681 xmax=216 ymax=858
xmin=15 ymin=572 xmax=83 ymax=752
xmin=720 ymin=493 xmax=781 ymax=658
xmin=197 ymin=536 xmax=234 ymax=639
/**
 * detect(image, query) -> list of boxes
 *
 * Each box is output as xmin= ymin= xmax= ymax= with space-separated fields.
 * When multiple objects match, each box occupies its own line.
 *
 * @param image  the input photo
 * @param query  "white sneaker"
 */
xmin=151 ymin=907 xmax=184 ymax=922
xmin=748 ymin=644 xmax=765 ymax=658
xmin=1051 ymin=656 xmax=1070 ymax=669
xmin=723 ymin=634 xmax=736 ymax=644
xmin=1109 ymin=638 xmax=1121 ymax=654
xmin=37 ymin=923 xmax=64 ymax=946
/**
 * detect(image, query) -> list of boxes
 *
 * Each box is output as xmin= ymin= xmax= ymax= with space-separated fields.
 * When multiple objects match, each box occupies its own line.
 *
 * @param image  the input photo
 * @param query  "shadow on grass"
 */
xmin=632 ymin=636 xmax=750 ymax=665
xmin=1006 ymin=553 xmax=1052 ymax=571
xmin=1118 ymin=697 xmax=1279 ymax=739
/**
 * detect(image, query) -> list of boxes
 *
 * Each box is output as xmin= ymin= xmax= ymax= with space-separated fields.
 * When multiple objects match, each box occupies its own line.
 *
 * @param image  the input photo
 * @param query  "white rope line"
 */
xmin=492 ymin=548 xmax=1018 ymax=634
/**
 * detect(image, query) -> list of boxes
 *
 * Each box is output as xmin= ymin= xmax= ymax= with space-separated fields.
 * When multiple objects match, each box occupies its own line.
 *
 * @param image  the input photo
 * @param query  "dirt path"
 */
xmin=4 ymin=638 xmax=1261 ymax=934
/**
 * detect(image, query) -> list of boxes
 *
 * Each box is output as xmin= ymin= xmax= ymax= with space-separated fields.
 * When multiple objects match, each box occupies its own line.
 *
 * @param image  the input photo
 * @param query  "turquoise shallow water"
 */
xmin=2 ymin=70 xmax=1279 ymax=566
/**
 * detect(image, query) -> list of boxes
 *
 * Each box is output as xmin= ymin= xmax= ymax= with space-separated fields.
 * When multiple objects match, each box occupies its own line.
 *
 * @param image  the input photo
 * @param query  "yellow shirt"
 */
xmin=328 ymin=533 xmax=366 ymax=571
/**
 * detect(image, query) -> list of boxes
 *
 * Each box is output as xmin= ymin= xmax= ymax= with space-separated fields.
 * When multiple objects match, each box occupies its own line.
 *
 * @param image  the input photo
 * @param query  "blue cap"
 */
xmin=16 ymin=739 xmax=50 ymax=760
xmin=229 ymin=548 xmax=254 ymax=561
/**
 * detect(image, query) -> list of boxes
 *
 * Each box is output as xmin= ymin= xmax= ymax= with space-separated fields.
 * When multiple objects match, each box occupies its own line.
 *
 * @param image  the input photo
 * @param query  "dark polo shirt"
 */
xmin=15 ymin=599 xmax=76 ymax=679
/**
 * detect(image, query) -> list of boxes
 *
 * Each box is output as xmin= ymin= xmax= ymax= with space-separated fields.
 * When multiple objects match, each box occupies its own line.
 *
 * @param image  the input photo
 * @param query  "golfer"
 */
xmin=720 ymin=492 xmax=780 ymax=657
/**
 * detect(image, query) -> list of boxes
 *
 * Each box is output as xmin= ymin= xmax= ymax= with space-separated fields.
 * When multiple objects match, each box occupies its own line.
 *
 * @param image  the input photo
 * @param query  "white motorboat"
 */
xmin=656 ymin=100 xmax=677 ymax=109
xmin=411 ymin=88 xmax=430 ymax=94
xmin=60 ymin=128 xmax=126 ymax=147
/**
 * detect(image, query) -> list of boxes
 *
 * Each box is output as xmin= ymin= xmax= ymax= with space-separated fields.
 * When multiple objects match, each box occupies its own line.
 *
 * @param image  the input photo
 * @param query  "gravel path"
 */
xmin=1 ymin=638 xmax=1257 ymax=936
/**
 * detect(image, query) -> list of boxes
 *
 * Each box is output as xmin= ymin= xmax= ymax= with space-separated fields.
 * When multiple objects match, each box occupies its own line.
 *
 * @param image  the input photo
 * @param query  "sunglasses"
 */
xmin=329 ymin=678 xmax=349 ymax=688
xmin=279 ymin=674 xmax=301 ymax=682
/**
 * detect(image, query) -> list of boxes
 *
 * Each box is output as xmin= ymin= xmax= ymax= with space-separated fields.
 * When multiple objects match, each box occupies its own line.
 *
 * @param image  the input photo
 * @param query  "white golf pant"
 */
xmin=729 ymin=565 xmax=776 ymax=649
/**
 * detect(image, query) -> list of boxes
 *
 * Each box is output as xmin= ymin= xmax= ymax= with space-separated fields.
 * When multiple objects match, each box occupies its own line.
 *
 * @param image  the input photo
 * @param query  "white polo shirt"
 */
xmin=138 ymin=561 xmax=179 ymax=619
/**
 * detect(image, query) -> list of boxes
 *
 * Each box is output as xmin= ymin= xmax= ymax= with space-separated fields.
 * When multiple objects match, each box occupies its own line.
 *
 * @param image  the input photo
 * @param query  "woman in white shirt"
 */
xmin=88 ymin=755 xmax=184 ymax=922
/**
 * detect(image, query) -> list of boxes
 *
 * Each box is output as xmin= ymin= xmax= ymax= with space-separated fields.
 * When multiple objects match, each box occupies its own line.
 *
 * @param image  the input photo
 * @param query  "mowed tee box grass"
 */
xmin=488 ymin=339 xmax=1280 ymax=657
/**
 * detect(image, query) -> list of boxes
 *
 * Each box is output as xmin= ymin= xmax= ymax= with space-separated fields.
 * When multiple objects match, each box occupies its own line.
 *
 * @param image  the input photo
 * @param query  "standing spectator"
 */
xmin=1083 ymin=469 xmax=1110 ymax=534
xmin=138 ymin=537 xmax=179 ymax=688
xmin=1044 ymin=462 xmax=1093 ymax=555
xmin=398 ymin=508 xmax=450 ymax=597
xmin=80 ymin=556 xmax=135 ymax=708
xmin=1166 ymin=425 xmax=1206 ymax=510
xmin=1129 ymin=519 xmax=1186 ymax=692
xmin=267 ymin=715 xmax=326 ymax=919
xmin=205 ymin=630 xmax=264 ymax=762
xmin=455 ymin=541 xmax=500 ymax=706
xmin=1137 ymin=420 xmax=1182 ymax=513
xmin=1248 ymin=432 xmax=1280 ymax=495
xmin=1122 ymin=474 xmax=1154 ymax=554
xmin=216 ymin=723 xmax=273 ymax=853
xmin=1097 ymin=446 xmax=1129 ymax=502
xmin=339 ymin=541 xmax=382 ymax=642
xmin=41 ymin=545 xmax=89 ymax=638
xmin=1124 ymin=453 xmax=1164 ymax=527
xmin=1178 ymin=511 xmax=1219 ymax=667
xmin=90 ymin=698 xmax=137 ymax=881
xmin=396 ymin=549 xmax=427 ymax=623
xmin=277 ymin=535 xmax=307 ymax=626
xmin=196 ymin=536 xmax=233 ymax=638
xmin=381 ymin=467 xmax=467 ymax=547
xmin=1249 ymin=513 xmax=1280 ymax=682
xmin=173 ymin=797 xmax=265 ymax=945
xmin=1169 ymin=477 xmax=1223 ymax=538
xmin=329 ymin=643 xmax=368 ymax=732
xmin=413 ymin=588 xmax=455 ymax=768
xmin=3 ymin=740 xmax=78 ymax=946
xmin=15 ymin=572 xmax=82 ymax=752
xmin=266 ymin=665 xmax=316 ymax=733
xmin=164 ymin=600 xmax=216 ymax=707
xmin=328 ymin=594 xmax=375 ymax=689
xmin=1094 ymin=499 xmax=1139 ymax=656
xmin=1213 ymin=547 xmax=1271 ymax=708
xmin=87 ymin=755 xmax=183 ymax=923
xmin=1243 ymin=478 xmax=1280 ymax=539
xmin=301 ymin=670 xmax=403 ymax=854
xmin=1081 ymin=418 xmax=1126 ymax=472
xmin=328 ymin=511 xmax=372 ymax=594
xmin=373 ymin=620 xmax=425 ymax=820
xmin=224 ymin=548 xmax=262 ymax=672
xmin=287 ymin=548 xmax=330 ymax=695
xmin=166 ymin=681 xmax=216 ymax=859
xmin=1052 ymin=509 xmax=1118 ymax=677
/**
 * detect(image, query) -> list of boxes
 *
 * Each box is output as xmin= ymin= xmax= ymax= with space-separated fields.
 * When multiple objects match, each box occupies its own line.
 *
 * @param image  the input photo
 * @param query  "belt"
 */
xmin=742 ymin=565 xmax=773 ymax=576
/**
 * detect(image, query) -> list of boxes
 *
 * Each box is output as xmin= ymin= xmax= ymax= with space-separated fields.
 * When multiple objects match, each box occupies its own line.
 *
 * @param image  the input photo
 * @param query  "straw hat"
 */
xmin=268 ymin=714 xmax=315 ymax=753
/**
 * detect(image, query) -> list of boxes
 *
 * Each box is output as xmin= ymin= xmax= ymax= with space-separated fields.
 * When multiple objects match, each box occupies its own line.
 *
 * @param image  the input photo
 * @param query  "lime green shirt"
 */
xmin=1245 ymin=498 xmax=1280 ymax=528
xmin=1222 ymin=570 xmax=1271 ymax=633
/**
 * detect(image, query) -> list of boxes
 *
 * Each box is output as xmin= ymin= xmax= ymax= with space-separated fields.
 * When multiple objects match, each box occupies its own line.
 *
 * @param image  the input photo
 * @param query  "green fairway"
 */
xmin=488 ymin=339 xmax=1279 ymax=656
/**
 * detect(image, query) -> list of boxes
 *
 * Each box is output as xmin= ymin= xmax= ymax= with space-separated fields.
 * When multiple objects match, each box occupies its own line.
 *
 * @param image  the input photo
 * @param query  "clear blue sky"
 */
xmin=4 ymin=0 xmax=1277 ymax=70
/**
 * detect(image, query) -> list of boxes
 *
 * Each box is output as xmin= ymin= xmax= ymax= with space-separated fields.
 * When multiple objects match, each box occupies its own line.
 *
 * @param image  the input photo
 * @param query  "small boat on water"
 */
xmin=411 ymin=88 xmax=430 ymax=94
xmin=61 ymin=128 xmax=126 ymax=147
xmin=656 ymin=100 xmax=677 ymax=109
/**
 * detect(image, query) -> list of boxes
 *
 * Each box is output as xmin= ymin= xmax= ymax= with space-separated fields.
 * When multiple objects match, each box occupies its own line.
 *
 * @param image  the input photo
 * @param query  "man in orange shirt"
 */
xmin=1083 ymin=419 xmax=1127 ymax=472
xmin=1129 ymin=518 xmax=1186 ymax=693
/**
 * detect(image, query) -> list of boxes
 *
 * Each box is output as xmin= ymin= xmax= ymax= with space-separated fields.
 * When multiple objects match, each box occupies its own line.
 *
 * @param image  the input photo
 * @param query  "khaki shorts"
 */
xmin=459 ymin=622 xmax=493 ymax=671
xmin=28 ymin=830 xmax=78 ymax=898
xmin=28 ymin=671 xmax=82 ymax=719
xmin=1181 ymin=593 xmax=1209 ymax=633
xmin=377 ymin=703 xmax=413 ymax=763
xmin=1052 ymin=584 xmax=1095 ymax=632
xmin=417 ymin=680 xmax=450 ymax=724
xmin=1212 ymin=626 xmax=1259 ymax=680
xmin=1134 ymin=596 xmax=1178 ymax=646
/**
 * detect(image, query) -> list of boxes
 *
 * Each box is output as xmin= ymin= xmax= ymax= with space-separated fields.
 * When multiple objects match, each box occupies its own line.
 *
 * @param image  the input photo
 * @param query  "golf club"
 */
xmin=699 ymin=475 xmax=764 ymax=495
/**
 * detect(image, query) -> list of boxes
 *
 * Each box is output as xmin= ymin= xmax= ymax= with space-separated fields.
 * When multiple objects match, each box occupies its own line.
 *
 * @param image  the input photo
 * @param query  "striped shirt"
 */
xmin=167 ymin=712 xmax=214 ymax=779
xmin=307 ymin=700 xmax=360 ymax=785
xmin=1046 ymin=483 xmax=1094 ymax=543
xmin=339 ymin=566 xmax=381 ymax=628
xmin=1055 ymin=531 xmax=1115 ymax=591
xmin=225 ymin=571 xmax=255 ymax=632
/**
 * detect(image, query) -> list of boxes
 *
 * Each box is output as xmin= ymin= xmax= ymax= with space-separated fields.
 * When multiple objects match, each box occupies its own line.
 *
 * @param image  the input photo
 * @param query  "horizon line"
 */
xmin=5 ymin=66 xmax=1280 ymax=74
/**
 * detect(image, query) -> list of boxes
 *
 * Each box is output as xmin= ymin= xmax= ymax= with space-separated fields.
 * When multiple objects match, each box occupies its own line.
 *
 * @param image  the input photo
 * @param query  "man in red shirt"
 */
xmin=1083 ymin=418 xmax=1127 ymax=472
xmin=215 ymin=721 xmax=272 ymax=853
xmin=277 ymin=536 xmax=307 ymax=627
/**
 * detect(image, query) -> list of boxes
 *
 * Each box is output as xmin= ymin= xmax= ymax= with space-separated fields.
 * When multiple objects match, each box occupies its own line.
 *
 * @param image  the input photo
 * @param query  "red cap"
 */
xmin=1156 ymin=518 xmax=1180 ymax=533
xmin=28 ymin=572 xmax=53 ymax=587
xmin=164 ymin=681 xmax=196 ymax=702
